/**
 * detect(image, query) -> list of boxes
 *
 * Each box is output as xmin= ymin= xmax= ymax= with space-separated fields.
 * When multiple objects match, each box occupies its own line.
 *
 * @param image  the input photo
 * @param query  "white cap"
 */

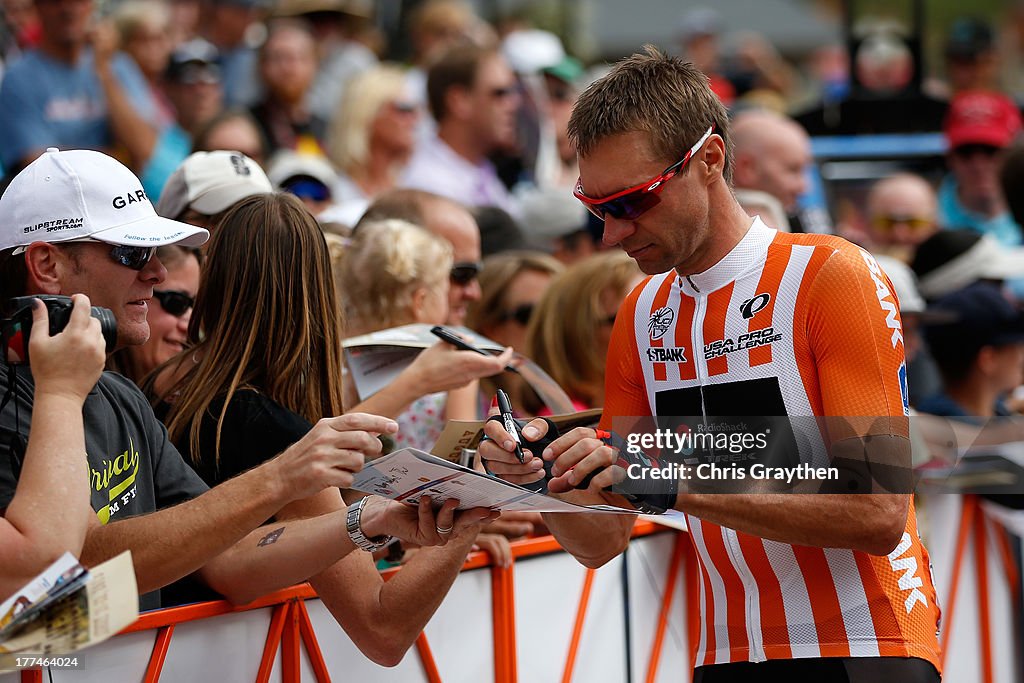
xmin=501 ymin=29 xmax=565 ymax=74
xmin=916 ymin=232 xmax=1024 ymax=299
xmin=266 ymin=150 xmax=339 ymax=190
xmin=0 ymin=148 xmax=209 ymax=252
xmin=156 ymin=151 xmax=273 ymax=220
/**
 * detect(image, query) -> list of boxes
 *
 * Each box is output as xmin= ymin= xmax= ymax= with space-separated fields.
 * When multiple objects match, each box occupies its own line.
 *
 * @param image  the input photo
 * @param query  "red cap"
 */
xmin=944 ymin=91 xmax=1022 ymax=150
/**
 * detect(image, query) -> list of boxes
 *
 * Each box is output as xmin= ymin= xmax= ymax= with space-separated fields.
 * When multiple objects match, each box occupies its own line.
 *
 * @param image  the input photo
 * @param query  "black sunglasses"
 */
xmin=500 ymin=303 xmax=535 ymax=326
xmin=60 ymin=240 xmax=156 ymax=271
xmin=450 ymin=261 xmax=482 ymax=286
xmin=153 ymin=289 xmax=194 ymax=317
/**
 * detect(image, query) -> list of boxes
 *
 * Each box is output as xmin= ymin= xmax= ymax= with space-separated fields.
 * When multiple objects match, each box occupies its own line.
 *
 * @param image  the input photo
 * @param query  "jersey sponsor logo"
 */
xmin=898 ymin=362 xmax=910 ymax=416
xmin=887 ymin=532 xmax=929 ymax=614
xmin=861 ymin=252 xmax=905 ymax=349
xmin=648 ymin=307 xmax=674 ymax=340
xmin=704 ymin=327 xmax=783 ymax=360
xmin=739 ymin=293 xmax=771 ymax=319
xmin=647 ymin=346 xmax=687 ymax=363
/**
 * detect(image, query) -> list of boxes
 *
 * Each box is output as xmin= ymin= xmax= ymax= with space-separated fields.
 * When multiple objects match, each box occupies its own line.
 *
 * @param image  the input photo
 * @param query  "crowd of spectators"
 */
xmin=3 ymin=0 xmax=1024 ymax=670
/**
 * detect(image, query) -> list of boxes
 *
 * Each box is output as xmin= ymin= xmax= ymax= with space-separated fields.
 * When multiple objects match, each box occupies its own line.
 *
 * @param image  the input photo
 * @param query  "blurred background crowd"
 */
xmin=3 ymin=0 xmax=1024 ymax=609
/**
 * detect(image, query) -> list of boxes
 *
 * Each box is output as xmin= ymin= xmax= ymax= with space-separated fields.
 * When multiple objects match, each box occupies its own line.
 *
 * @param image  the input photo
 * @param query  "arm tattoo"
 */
xmin=257 ymin=527 xmax=286 ymax=547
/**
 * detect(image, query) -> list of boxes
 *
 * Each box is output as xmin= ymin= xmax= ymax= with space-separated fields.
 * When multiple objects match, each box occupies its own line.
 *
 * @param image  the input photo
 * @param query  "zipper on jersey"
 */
xmin=722 ymin=531 xmax=767 ymax=662
xmin=690 ymin=290 xmax=708 ymax=420
xmin=689 ymin=279 xmax=766 ymax=663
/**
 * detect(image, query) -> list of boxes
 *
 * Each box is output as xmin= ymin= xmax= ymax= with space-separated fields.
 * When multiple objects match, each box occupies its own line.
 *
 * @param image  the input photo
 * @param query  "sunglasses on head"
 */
xmin=574 ymin=125 xmax=715 ymax=221
xmin=153 ymin=289 xmax=194 ymax=317
xmin=55 ymin=239 xmax=157 ymax=271
xmin=500 ymin=303 xmax=535 ymax=326
xmin=450 ymin=261 xmax=482 ymax=286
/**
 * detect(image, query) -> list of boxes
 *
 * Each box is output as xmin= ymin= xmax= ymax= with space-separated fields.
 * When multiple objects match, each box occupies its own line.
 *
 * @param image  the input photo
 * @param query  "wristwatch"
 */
xmin=346 ymin=497 xmax=393 ymax=552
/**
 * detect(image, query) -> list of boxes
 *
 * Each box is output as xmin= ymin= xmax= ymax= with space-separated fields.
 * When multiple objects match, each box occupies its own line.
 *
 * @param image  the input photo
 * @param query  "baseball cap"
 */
xmin=156 ymin=151 xmax=273 ymax=220
xmin=541 ymin=55 xmax=584 ymax=86
xmin=266 ymin=151 xmax=339 ymax=190
xmin=517 ymin=187 xmax=588 ymax=250
xmin=677 ymin=7 xmax=721 ymax=43
xmin=502 ymin=29 xmax=565 ymax=75
xmin=911 ymin=229 xmax=1024 ymax=299
xmin=166 ymin=38 xmax=221 ymax=84
xmin=0 ymin=148 xmax=209 ymax=252
xmin=927 ymin=281 xmax=1024 ymax=347
xmin=944 ymin=91 xmax=1022 ymax=150
xmin=945 ymin=17 xmax=994 ymax=61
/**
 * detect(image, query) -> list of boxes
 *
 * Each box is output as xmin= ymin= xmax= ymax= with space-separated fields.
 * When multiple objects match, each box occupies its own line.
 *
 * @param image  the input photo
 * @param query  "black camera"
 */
xmin=1 ymin=295 xmax=117 ymax=364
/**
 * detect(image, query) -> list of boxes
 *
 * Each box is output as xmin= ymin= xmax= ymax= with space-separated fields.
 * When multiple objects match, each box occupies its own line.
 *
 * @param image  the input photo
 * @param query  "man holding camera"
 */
xmin=0 ymin=148 xmax=496 ymax=617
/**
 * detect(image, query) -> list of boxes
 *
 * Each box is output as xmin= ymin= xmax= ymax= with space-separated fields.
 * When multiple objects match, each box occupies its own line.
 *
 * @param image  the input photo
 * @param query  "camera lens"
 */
xmin=90 ymin=306 xmax=118 ymax=353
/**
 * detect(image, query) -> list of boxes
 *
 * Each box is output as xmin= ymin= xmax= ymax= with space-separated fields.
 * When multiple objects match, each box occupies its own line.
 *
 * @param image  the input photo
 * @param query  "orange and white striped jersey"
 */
xmin=600 ymin=218 xmax=941 ymax=670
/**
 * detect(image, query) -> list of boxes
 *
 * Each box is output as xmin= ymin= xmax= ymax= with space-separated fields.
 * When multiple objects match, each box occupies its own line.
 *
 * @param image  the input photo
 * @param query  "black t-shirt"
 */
xmin=0 ymin=366 xmax=209 ymax=611
xmin=160 ymin=389 xmax=313 ymax=487
xmin=156 ymin=389 xmax=313 ymax=605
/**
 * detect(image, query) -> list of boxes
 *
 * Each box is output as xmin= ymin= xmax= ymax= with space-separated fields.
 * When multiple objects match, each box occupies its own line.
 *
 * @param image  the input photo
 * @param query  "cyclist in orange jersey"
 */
xmin=479 ymin=47 xmax=941 ymax=682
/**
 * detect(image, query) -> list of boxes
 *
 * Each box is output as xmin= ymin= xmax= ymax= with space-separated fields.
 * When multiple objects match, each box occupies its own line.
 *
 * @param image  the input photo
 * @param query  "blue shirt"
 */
xmin=938 ymin=175 xmax=1023 ymax=246
xmin=0 ymin=48 xmax=156 ymax=169
xmin=140 ymin=124 xmax=191 ymax=202
xmin=917 ymin=390 xmax=1012 ymax=425
xmin=219 ymin=45 xmax=260 ymax=108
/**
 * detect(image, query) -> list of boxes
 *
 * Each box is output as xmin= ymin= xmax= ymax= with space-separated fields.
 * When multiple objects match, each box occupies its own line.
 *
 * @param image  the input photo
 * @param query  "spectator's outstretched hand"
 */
xmin=359 ymin=495 xmax=499 ymax=547
xmin=270 ymin=413 xmax=398 ymax=500
xmin=30 ymin=294 xmax=106 ymax=403
xmin=407 ymin=342 xmax=515 ymax=394
xmin=483 ymin=510 xmax=545 ymax=539
xmin=473 ymin=533 xmax=512 ymax=568
xmin=88 ymin=20 xmax=119 ymax=70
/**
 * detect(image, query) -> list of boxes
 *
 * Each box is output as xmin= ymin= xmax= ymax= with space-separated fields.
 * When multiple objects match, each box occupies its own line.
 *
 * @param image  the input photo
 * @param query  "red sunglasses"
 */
xmin=574 ymin=126 xmax=715 ymax=221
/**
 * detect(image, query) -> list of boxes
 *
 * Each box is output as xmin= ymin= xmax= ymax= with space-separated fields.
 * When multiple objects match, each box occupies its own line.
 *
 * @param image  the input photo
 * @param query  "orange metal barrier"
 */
xmin=15 ymin=522 xmax=669 ymax=683
xmin=15 ymin=503 xmax=1020 ymax=682
xmin=644 ymin=533 xmax=687 ymax=683
xmin=938 ymin=495 xmax=1021 ymax=683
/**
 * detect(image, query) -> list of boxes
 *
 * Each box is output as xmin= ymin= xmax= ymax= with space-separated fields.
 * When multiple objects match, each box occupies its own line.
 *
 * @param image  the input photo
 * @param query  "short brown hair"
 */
xmin=426 ymin=43 xmax=493 ymax=122
xmin=568 ymin=45 xmax=733 ymax=182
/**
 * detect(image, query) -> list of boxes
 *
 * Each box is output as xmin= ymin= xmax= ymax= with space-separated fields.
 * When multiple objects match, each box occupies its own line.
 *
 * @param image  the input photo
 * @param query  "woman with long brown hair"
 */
xmin=524 ymin=251 xmax=644 ymax=413
xmin=148 ymin=193 xmax=496 ymax=661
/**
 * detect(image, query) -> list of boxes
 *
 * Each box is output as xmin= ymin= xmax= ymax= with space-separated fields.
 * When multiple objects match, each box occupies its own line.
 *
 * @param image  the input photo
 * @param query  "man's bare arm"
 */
xmin=80 ymin=414 xmax=396 ymax=593
xmin=197 ymin=494 xmax=492 ymax=606
xmin=277 ymin=489 xmax=489 ymax=666
xmin=0 ymin=296 xmax=106 ymax=597
xmin=80 ymin=463 xmax=291 ymax=594
xmin=675 ymin=493 xmax=908 ymax=556
xmin=91 ymin=23 xmax=157 ymax=170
